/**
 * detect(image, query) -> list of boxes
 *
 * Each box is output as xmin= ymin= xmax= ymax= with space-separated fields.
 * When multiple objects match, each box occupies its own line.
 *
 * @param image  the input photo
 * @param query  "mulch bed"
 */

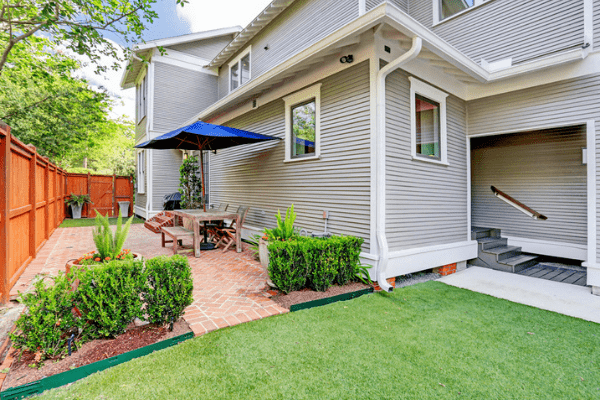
xmin=270 ymin=282 xmax=371 ymax=310
xmin=2 ymin=319 xmax=191 ymax=390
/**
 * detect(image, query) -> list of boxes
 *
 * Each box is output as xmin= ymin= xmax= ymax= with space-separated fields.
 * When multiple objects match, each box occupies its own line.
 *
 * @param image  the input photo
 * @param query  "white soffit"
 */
xmin=209 ymin=0 xmax=296 ymax=68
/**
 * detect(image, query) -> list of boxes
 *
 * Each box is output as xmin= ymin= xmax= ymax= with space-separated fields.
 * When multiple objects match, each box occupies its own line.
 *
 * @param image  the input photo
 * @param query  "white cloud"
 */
xmin=176 ymin=0 xmax=273 ymax=32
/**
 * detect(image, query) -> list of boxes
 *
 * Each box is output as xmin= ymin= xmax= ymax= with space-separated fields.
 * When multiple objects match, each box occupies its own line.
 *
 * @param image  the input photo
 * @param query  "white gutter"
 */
xmin=375 ymin=36 xmax=422 ymax=292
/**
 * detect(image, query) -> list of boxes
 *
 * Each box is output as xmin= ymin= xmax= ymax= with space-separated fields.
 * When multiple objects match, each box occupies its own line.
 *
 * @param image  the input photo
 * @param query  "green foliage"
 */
xmin=92 ymin=210 xmax=134 ymax=260
xmin=264 ymin=204 xmax=297 ymax=241
xmin=11 ymin=274 xmax=84 ymax=362
xmin=178 ymin=156 xmax=203 ymax=209
xmin=73 ymin=259 xmax=146 ymax=338
xmin=267 ymin=235 xmax=365 ymax=293
xmin=0 ymin=0 xmax=188 ymax=75
xmin=267 ymin=241 xmax=308 ymax=294
xmin=143 ymin=255 xmax=194 ymax=327
xmin=64 ymin=193 xmax=92 ymax=207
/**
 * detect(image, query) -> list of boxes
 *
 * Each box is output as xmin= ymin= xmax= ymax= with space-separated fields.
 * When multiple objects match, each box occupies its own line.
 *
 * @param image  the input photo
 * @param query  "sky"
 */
xmin=85 ymin=0 xmax=273 ymax=121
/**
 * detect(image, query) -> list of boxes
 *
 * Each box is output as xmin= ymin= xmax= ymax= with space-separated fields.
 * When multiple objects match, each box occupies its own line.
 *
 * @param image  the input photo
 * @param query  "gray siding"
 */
xmin=211 ymin=61 xmax=372 ymax=250
xmin=153 ymin=62 xmax=218 ymax=134
xmin=152 ymin=149 xmax=183 ymax=212
xmin=595 ymin=0 xmax=600 ymax=50
xmin=409 ymin=0 xmax=585 ymax=64
xmin=385 ymin=68 xmax=468 ymax=251
xmin=466 ymin=73 xmax=600 ymax=262
xmin=367 ymin=0 xmax=408 ymax=12
xmin=471 ymin=127 xmax=587 ymax=247
xmin=135 ymin=118 xmax=147 ymax=144
xmin=169 ymin=35 xmax=234 ymax=60
xmin=218 ymin=0 xmax=359 ymax=100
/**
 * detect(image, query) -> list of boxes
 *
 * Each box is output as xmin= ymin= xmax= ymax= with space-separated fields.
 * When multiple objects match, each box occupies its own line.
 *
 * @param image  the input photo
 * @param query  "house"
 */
xmin=121 ymin=0 xmax=600 ymax=295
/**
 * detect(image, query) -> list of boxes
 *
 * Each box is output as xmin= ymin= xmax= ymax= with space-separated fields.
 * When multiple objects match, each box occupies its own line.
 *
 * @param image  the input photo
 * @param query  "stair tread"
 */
xmin=471 ymin=227 xmax=495 ymax=232
xmin=482 ymin=245 xmax=520 ymax=255
xmin=500 ymin=255 xmax=538 ymax=266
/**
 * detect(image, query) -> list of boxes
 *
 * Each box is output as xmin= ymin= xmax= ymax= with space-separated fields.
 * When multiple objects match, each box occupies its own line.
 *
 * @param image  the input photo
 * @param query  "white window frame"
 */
xmin=283 ymin=83 xmax=322 ymax=163
xmin=137 ymin=150 xmax=146 ymax=194
xmin=136 ymin=71 xmax=148 ymax=124
xmin=409 ymin=77 xmax=448 ymax=166
xmin=228 ymin=46 xmax=252 ymax=93
xmin=433 ymin=0 xmax=488 ymax=25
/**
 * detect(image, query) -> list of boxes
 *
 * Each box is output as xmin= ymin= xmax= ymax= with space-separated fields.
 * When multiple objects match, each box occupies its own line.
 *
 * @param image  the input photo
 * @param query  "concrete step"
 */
xmin=482 ymin=245 xmax=522 ymax=262
xmin=477 ymin=237 xmax=508 ymax=250
xmin=499 ymin=255 xmax=539 ymax=273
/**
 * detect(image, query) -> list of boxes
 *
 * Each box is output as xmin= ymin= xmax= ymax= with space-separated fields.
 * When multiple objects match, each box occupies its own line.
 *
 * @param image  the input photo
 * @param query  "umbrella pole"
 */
xmin=200 ymin=149 xmax=206 ymax=212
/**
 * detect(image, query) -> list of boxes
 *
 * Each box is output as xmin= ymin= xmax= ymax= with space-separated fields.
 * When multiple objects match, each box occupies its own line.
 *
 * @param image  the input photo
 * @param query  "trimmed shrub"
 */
xmin=267 ymin=235 xmax=365 ymax=293
xmin=11 ymin=273 xmax=84 ymax=362
xmin=73 ymin=259 xmax=146 ymax=338
xmin=267 ymin=240 xmax=308 ymax=293
xmin=143 ymin=255 xmax=193 ymax=326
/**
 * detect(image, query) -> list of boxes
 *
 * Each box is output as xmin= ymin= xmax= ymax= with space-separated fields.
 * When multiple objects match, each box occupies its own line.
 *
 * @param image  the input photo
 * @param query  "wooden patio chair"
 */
xmin=215 ymin=206 xmax=249 ymax=252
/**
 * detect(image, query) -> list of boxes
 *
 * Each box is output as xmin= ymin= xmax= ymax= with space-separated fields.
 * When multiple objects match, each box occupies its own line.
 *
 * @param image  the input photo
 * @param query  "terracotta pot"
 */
xmin=65 ymin=252 xmax=143 ymax=274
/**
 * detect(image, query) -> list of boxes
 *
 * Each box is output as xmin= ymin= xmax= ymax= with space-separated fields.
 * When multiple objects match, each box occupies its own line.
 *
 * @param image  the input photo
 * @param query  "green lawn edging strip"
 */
xmin=0 ymin=332 xmax=194 ymax=400
xmin=289 ymin=287 xmax=374 ymax=312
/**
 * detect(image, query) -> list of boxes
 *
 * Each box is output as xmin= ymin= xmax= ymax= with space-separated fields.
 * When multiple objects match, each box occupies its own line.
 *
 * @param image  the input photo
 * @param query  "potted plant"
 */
xmin=66 ymin=210 xmax=141 ymax=274
xmin=65 ymin=193 xmax=93 ymax=219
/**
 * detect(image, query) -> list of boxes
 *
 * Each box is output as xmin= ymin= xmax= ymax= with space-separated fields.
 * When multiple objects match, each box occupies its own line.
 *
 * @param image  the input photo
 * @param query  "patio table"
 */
xmin=172 ymin=209 xmax=242 ymax=257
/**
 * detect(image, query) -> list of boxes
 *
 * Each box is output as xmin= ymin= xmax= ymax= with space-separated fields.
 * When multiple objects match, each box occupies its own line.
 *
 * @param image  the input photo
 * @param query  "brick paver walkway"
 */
xmin=10 ymin=224 xmax=288 ymax=336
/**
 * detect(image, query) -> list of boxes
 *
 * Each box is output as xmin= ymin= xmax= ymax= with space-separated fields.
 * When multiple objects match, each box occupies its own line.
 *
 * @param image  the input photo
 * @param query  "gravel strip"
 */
xmin=395 ymin=272 xmax=441 ymax=289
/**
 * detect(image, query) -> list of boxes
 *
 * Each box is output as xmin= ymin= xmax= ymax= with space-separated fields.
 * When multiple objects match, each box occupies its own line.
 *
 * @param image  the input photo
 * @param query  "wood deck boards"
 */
xmin=517 ymin=264 xmax=587 ymax=286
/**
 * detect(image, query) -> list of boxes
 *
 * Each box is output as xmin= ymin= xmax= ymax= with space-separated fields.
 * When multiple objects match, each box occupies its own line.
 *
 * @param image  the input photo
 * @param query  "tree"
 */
xmin=0 ymin=0 xmax=187 ymax=75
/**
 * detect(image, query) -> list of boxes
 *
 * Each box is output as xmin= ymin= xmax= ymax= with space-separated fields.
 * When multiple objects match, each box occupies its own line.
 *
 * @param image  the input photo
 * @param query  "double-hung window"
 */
xmin=435 ymin=0 xmax=488 ymax=23
xmin=229 ymin=47 xmax=251 ymax=92
xmin=409 ymin=77 xmax=448 ymax=165
xmin=136 ymin=73 xmax=147 ymax=124
xmin=283 ymin=83 xmax=321 ymax=162
xmin=137 ymin=151 xmax=145 ymax=194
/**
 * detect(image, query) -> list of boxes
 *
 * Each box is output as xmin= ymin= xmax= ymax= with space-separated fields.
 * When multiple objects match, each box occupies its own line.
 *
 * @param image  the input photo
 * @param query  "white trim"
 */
xmin=384 ymin=240 xmax=478 ymax=279
xmin=229 ymin=46 xmax=252 ymax=93
xmin=467 ymin=120 xmax=590 ymax=139
xmin=409 ymin=77 xmax=448 ymax=165
xmin=134 ymin=26 xmax=241 ymax=51
xmin=433 ymin=0 xmax=489 ymax=27
xmin=586 ymin=120 xmax=597 ymax=280
xmin=369 ymin=32 xmax=380 ymax=259
xmin=152 ymin=55 xmax=218 ymax=75
xmin=161 ymin=49 xmax=211 ymax=66
xmin=504 ymin=236 xmax=587 ymax=261
xmin=359 ymin=0 xmax=366 ymax=16
xmin=146 ymin=149 xmax=153 ymax=215
xmin=147 ymin=61 xmax=155 ymax=132
xmin=466 ymin=135 xmax=471 ymax=241
xmin=584 ymin=0 xmax=594 ymax=50
xmin=136 ymin=150 xmax=146 ymax=194
xmin=283 ymin=83 xmax=322 ymax=162
xmin=134 ymin=205 xmax=147 ymax=219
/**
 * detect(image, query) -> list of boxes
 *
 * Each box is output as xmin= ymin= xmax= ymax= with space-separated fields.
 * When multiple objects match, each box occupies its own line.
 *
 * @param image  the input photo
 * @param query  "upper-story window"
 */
xmin=437 ymin=0 xmax=488 ymax=23
xmin=136 ymin=72 xmax=147 ymax=124
xmin=229 ymin=46 xmax=251 ymax=92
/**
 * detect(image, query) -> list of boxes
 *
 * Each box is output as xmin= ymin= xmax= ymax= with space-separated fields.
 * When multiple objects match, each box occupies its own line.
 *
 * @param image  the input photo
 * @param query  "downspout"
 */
xmin=375 ymin=37 xmax=422 ymax=292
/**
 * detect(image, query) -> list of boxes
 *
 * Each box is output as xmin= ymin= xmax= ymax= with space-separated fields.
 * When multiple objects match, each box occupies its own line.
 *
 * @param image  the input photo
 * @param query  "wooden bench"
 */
xmin=161 ymin=226 xmax=194 ymax=255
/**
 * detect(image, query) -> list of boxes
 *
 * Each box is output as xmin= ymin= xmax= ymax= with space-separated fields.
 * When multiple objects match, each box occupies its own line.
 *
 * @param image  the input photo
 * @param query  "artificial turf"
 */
xmin=59 ymin=217 xmax=144 ymax=228
xmin=36 ymin=281 xmax=600 ymax=399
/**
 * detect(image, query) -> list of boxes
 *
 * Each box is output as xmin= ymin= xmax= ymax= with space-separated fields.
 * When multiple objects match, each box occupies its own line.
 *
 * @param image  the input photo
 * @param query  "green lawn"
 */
xmin=37 ymin=281 xmax=600 ymax=399
xmin=59 ymin=217 xmax=145 ymax=228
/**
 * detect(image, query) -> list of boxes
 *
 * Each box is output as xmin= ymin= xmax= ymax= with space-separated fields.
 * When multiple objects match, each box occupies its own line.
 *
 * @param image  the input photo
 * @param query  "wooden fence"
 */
xmin=0 ymin=124 xmax=134 ymax=304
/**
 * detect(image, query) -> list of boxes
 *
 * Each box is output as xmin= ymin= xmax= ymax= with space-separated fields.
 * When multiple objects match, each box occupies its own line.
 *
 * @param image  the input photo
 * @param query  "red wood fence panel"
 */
xmin=0 ymin=124 xmax=134 ymax=304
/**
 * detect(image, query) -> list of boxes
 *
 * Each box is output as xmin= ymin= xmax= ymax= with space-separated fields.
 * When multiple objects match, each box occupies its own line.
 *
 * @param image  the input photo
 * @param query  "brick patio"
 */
xmin=10 ymin=224 xmax=288 ymax=336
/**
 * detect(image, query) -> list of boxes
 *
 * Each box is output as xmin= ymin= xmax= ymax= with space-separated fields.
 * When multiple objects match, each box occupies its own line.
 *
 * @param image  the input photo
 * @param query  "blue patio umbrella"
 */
xmin=135 ymin=120 xmax=281 ymax=211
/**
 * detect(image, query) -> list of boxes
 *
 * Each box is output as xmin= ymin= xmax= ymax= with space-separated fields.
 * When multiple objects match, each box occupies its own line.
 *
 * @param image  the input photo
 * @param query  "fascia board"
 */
xmin=486 ymin=48 xmax=586 ymax=81
xmin=133 ymin=26 xmax=242 ymax=51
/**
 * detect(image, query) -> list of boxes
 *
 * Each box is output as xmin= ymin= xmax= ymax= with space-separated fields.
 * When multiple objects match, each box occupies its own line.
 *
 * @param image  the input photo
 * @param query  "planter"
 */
xmin=118 ymin=201 xmax=130 ymax=217
xmin=70 ymin=203 xmax=83 ymax=219
xmin=65 ymin=252 xmax=143 ymax=274
xmin=259 ymin=238 xmax=277 ymax=289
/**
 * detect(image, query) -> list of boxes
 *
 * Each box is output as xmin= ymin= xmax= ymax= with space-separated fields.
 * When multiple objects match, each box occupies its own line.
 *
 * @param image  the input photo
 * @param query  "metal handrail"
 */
xmin=491 ymin=186 xmax=548 ymax=220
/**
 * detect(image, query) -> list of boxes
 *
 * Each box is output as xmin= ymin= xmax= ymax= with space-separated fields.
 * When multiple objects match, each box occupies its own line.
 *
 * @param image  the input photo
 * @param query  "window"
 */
xmin=229 ymin=47 xmax=251 ymax=92
xmin=137 ymin=151 xmax=145 ymax=194
xmin=409 ymin=77 xmax=448 ymax=165
xmin=436 ymin=0 xmax=487 ymax=23
xmin=136 ymin=73 xmax=147 ymax=124
xmin=283 ymin=83 xmax=321 ymax=162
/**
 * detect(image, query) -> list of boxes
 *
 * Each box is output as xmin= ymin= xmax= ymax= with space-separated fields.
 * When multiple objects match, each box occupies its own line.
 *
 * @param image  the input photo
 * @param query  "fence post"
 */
xmin=0 ymin=126 xmax=11 ymax=304
xmin=87 ymin=172 xmax=91 ymax=218
xmin=113 ymin=174 xmax=117 ymax=217
xmin=44 ymin=159 xmax=50 ymax=240
xmin=29 ymin=147 xmax=37 ymax=257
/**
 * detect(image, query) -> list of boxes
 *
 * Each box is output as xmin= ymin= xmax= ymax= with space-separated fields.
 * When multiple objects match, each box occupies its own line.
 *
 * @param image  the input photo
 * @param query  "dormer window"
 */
xmin=229 ymin=46 xmax=251 ymax=92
